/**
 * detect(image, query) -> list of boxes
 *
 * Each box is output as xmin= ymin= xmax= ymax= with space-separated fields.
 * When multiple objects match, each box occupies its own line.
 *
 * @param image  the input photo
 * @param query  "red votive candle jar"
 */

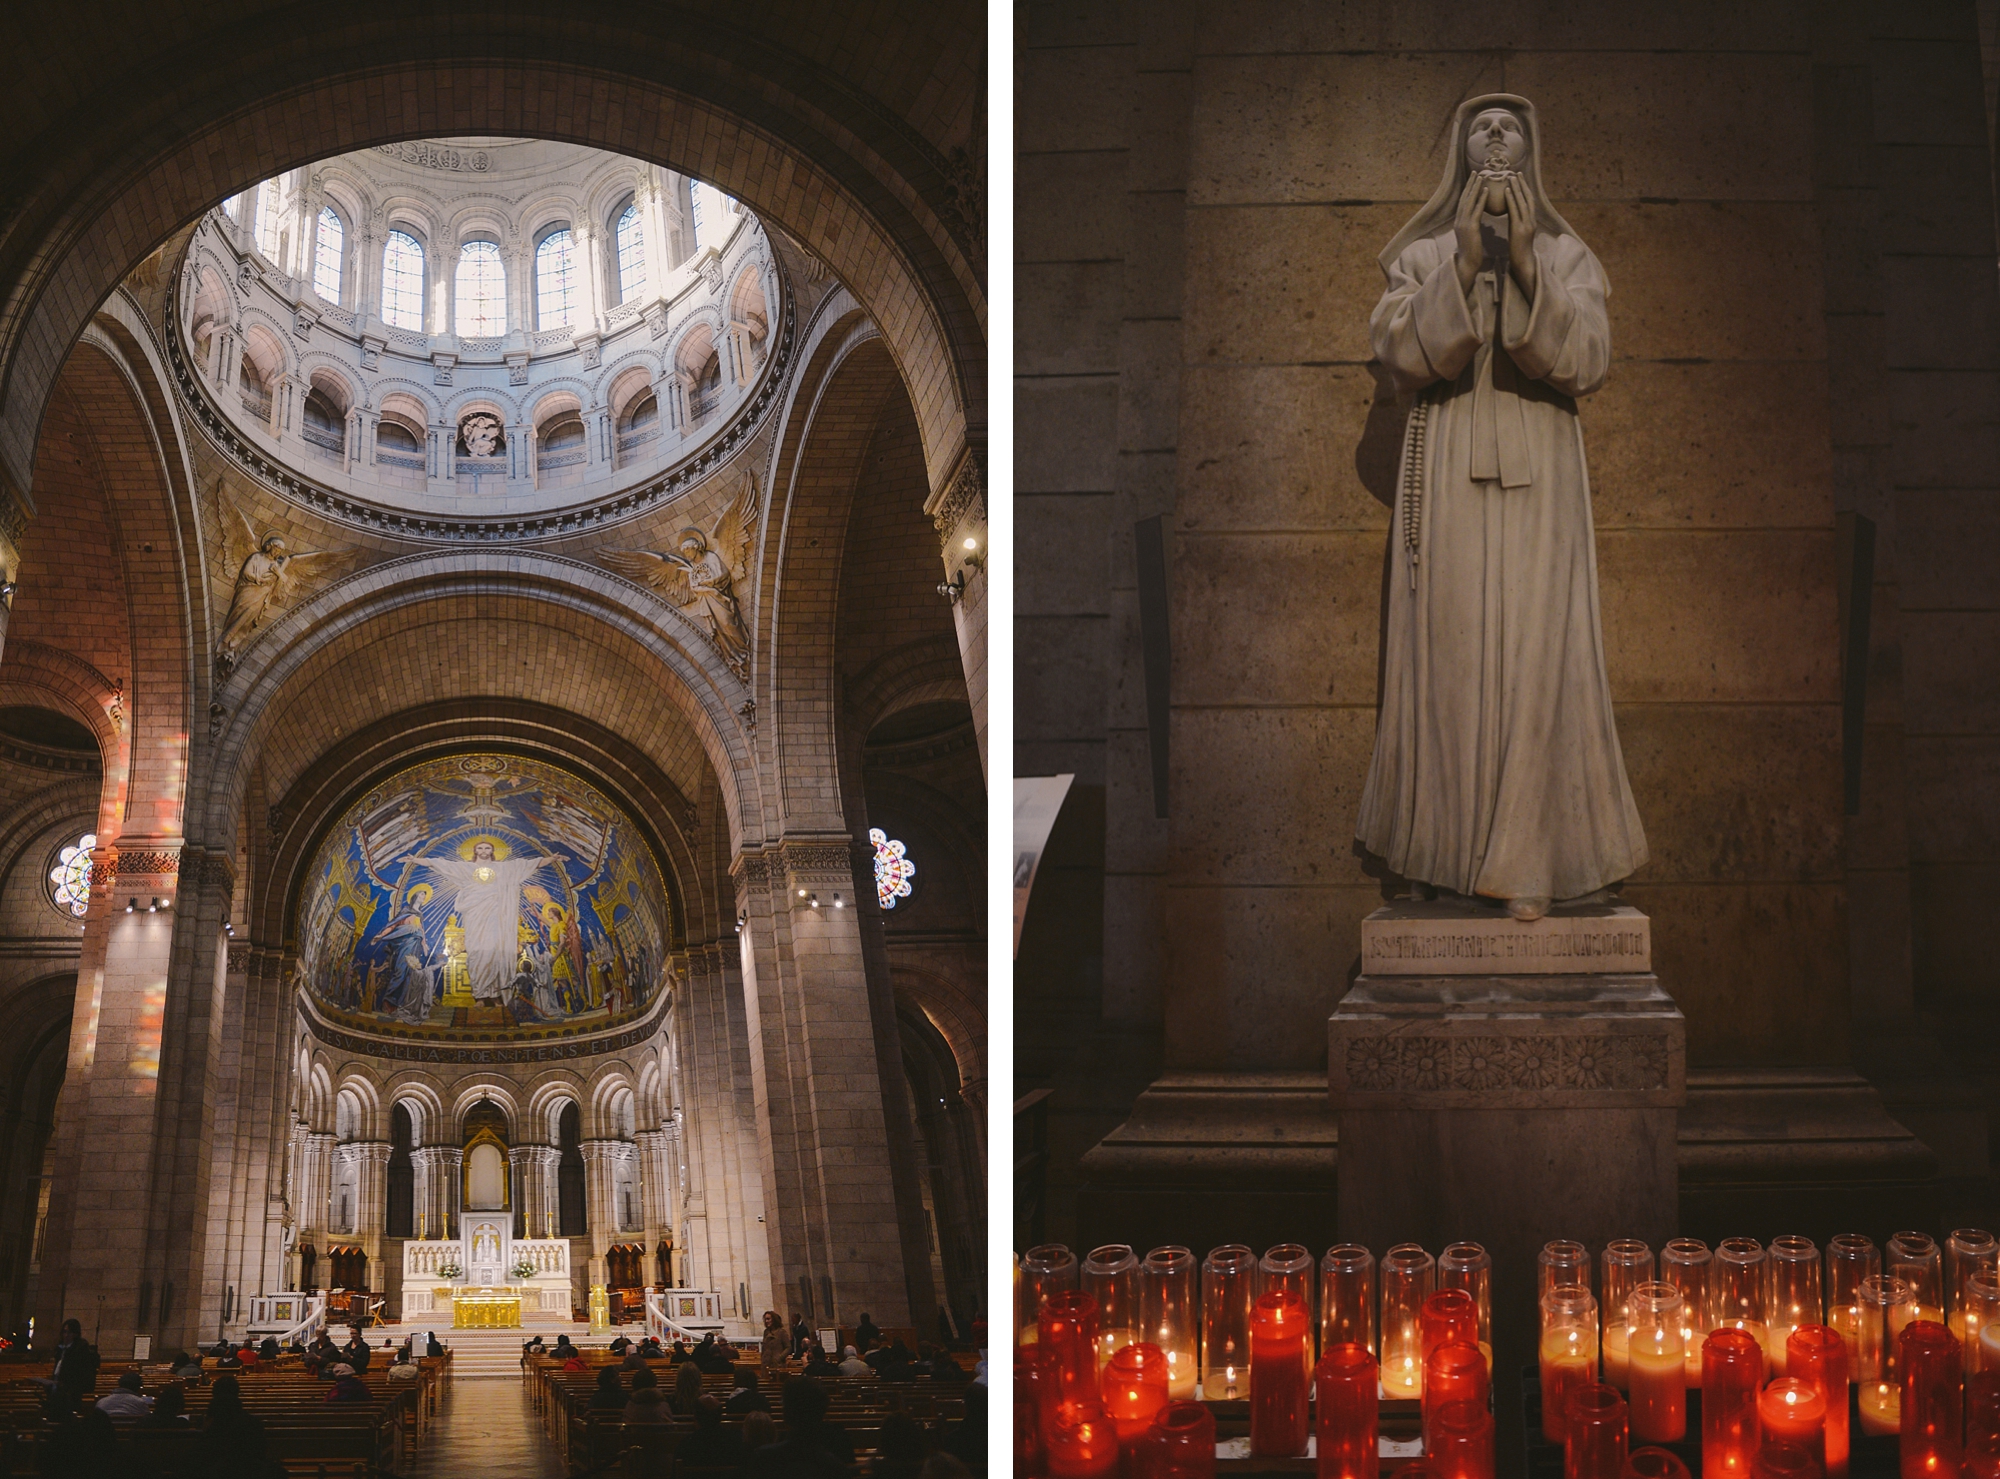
xmin=1759 ymin=1378 xmax=1827 ymax=1474
xmin=1702 ymin=1326 xmax=1765 ymax=1479
xmin=1047 ymin=1399 xmax=1121 ymax=1479
xmin=1017 ymin=1348 xmax=1050 ymax=1477
xmin=1563 ymin=1382 xmax=1628 ymax=1479
xmin=1543 ymin=1286 xmax=1600 ymax=1445
xmin=1431 ymin=1399 xmax=1495 ymax=1479
xmin=1624 ymin=1448 xmax=1693 ymax=1479
xmin=1899 ymin=1318 xmax=1961 ymax=1479
xmin=1151 ymin=1400 xmax=1217 ymax=1479
xmin=1424 ymin=1341 xmax=1489 ymax=1450
xmin=1042 ymin=1290 xmax=1102 ymax=1407
xmin=1249 ymin=1289 xmax=1310 ymax=1457
xmin=1423 ymin=1289 xmax=1479 ymax=1364
xmin=1102 ymin=1341 xmax=1170 ymax=1447
xmin=1315 ymin=1342 xmax=1378 ymax=1479
xmin=1965 ymin=1371 xmax=2000 ymax=1479
xmin=1788 ymin=1325 xmax=1850 ymax=1479
xmin=1753 ymin=1443 xmax=1823 ymax=1479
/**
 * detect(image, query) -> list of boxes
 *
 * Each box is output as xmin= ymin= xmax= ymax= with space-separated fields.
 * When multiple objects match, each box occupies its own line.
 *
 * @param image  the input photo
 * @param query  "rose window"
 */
xmin=47 ymin=832 xmax=97 ymax=918
xmin=869 ymin=828 xmax=915 ymax=910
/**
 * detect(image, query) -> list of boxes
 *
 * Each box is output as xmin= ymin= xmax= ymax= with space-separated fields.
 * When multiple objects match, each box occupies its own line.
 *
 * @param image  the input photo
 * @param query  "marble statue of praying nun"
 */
xmin=1354 ymin=93 xmax=1648 ymax=920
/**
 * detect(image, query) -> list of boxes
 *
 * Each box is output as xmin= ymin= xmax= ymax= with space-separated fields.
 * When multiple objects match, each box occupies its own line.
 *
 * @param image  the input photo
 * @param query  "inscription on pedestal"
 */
xmin=1361 ymin=901 xmax=1650 ymax=975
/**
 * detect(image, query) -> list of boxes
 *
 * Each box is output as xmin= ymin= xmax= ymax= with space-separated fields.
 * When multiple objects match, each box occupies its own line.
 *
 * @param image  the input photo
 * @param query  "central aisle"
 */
xmin=408 ymin=1377 xmax=566 ymax=1479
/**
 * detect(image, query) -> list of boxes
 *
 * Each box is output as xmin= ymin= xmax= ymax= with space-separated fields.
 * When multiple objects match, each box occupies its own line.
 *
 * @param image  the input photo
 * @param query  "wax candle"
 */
xmin=1759 ymin=1378 xmax=1827 ymax=1474
xmin=1702 ymin=1327 xmax=1765 ymax=1479
xmin=1602 ymin=1242 xmax=1654 ymax=1393
xmin=1661 ymin=1239 xmax=1711 ymax=1387
xmin=1046 ymin=1399 xmax=1121 ymax=1479
xmin=1249 ymin=1289 xmax=1310 ymax=1457
xmin=1752 ymin=1443 xmax=1822 ymax=1479
xmin=1602 ymin=1326 xmax=1631 ymax=1390
xmin=1627 ymin=1284 xmax=1686 ymax=1444
xmin=1715 ymin=1239 xmax=1769 ymax=1378
xmin=1200 ymin=1244 xmax=1255 ymax=1400
xmin=1826 ymin=1235 xmax=1879 ymax=1374
xmin=1948 ymin=1230 xmax=1996 ymax=1373
xmin=1424 ymin=1342 xmax=1488 ymax=1451
xmin=1315 ymin=1342 xmax=1379 ymax=1479
xmin=1084 ymin=1245 xmax=1142 ymax=1372
xmin=1543 ymin=1287 xmax=1600 ymax=1445
xmin=1102 ymin=1342 xmax=1170 ymax=1448
xmin=1887 ymin=1233 xmax=1943 ymax=1318
xmin=1430 ymin=1399 xmax=1495 ymax=1479
xmin=1321 ymin=1245 xmax=1376 ymax=1363
xmin=1563 ymin=1382 xmax=1627 ymax=1479
xmin=1788 ymin=1325 xmax=1850 ymax=1479
xmin=1382 ymin=1244 xmax=1435 ymax=1400
xmin=1898 ymin=1319 xmax=1960 ymax=1479
xmin=1151 ymin=1400 xmax=1217 ymax=1479
xmin=1769 ymin=1237 xmax=1823 ymax=1379
xmin=1042 ymin=1290 xmax=1102 ymax=1407
xmin=1858 ymin=1382 xmax=1902 ymax=1437
xmin=1624 ymin=1449 xmax=1692 ymax=1479
xmin=1440 ymin=1243 xmax=1494 ymax=1372
xmin=1966 ymin=1371 xmax=2000 ymax=1479
xmin=1141 ymin=1246 xmax=1199 ymax=1400
xmin=1855 ymin=1275 xmax=1918 ymax=1435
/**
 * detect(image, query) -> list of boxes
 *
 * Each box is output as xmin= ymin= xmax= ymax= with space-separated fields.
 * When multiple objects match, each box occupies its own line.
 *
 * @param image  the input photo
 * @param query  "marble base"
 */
xmin=1360 ymin=899 xmax=1651 ymax=976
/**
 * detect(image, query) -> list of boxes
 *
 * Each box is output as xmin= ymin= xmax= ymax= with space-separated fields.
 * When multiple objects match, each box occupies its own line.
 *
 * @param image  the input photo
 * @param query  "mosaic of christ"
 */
xmin=299 ymin=754 xmax=673 ymax=1038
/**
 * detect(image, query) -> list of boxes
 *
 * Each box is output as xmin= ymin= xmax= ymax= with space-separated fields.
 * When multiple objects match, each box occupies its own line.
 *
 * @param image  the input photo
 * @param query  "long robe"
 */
xmin=1354 ymin=220 xmax=1648 ymax=902
xmin=415 ymin=856 xmax=549 ymax=1001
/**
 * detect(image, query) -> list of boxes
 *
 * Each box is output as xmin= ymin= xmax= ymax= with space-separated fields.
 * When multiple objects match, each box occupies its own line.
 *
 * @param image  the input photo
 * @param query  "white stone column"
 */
xmin=578 ymin=1140 xmax=621 ymax=1286
xmin=576 ymin=223 xmax=606 ymax=331
xmin=640 ymin=170 xmax=674 ymax=301
xmin=352 ymin=1141 xmax=393 ymax=1286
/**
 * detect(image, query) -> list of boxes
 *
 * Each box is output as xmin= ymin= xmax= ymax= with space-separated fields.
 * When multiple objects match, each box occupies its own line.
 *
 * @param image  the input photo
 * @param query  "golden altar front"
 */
xmin=447 ymin=1286 xmax=522 ymax=1329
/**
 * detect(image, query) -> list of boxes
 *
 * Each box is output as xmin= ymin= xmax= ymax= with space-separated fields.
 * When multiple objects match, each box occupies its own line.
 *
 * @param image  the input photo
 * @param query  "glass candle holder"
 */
xmin=1017 ymin=1348 xmax=1050 ymax=1477
xmin=1965 ymin=1371 xmax=2000 ymax=1479
xmin=1948 ymin=1230 xmax=1998 ymax=1373
xmin=1430 ymin=1399 xmax=1495 ymax=1479
xmin=1759 ymin=1378 xmax=1827 ymax=1474
xmin=1627 ymin=1283 xmax=1686 ymax=1444
xmin=1601 ymin=1242 xmax=1654 ymax=1392
xmin=1856 ymin=1274 xmax=1918 ymax=1437
xmin=1660 ymin=1239 xmax=1711 ymax=1385
xmin=1321 ymin=1245 xmax=1376 ymax=1361
xmin=1542 ymin=1286 xmax=1600 ymax=1445
xmin=1200 ymin=1244 xmax=1255 ymax=1400
xmin=1440 ymin=1243 xmax=1494 ymax=1370
xmin=1084 ymin=1244 xmax=1142 ymax=1372
xmin=1042 ymin=1290 xmax=1103 ymax=1406
xmin=1423 ymin=1289 xmax=1479 ymax=1366
xmin=1789 ymin=1325 xmax=1850 ymax=1479
xmin=1315 ymin=1342 xmax=1379 ymax=1479
xmin=1046 ymin=1399 xmax=1121 ymax=1479
xmin=1715 ymin=1238 xmax=1769 ymax=1368
xmin=1968 ymin=1272 xmax=2000 ymax=1377
xmin=1101 ymin=1341 xmax=1170 ymax=1446
xmin=1249 ymin=1290 xmax=1311 ymax=1458
xmin=1702 ymin=1327 xmax=1766 ymax=1479
xmin=1543 ymin=1240 xmax=1592 ymax=1302
xmin=1141 ymin=1246 xmax=1199 ymax=1400
xmin=1826 ymin=1235 xmax=1880 ymax=1370
xmin=1565 ymin=1383 xmax=1629 ymax=1479
xmin=1887 ymin=1233 xmax=1943 ymax=1323
xmin=1898 ymin=1319 xmax=1960 ymax=1479
xmin=1423 ymin=1342 xmax=1488 ymax=1451
xmin=1023 ymin=1244 xmax=1081 ymax=1342
xmin=1752 ymin=1444 xmax=1823 ymax=1479
xmin=1769 ymin=1237 xmax=1823 ymax=1377
xmin=1153 ymin=1400 xmax=1218 ymax=1479
xmin=1624 ymin=1449 xmax=1693 ymax=1479
xmin=1380 ymin=1244 xmax=1435 ymax=1400
xmin=1262 ymin=1243 xmax=1314 ymax=1308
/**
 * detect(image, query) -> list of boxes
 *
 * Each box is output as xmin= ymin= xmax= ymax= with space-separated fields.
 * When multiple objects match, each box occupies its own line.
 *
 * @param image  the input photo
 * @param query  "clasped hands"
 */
xmin=1452 ymin=168 xmax=1537 ymax=300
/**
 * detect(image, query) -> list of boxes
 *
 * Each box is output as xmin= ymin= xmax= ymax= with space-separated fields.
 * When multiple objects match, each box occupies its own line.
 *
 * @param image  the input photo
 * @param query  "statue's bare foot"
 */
xmin=1506 ymin=896 xmax=1550 ymax=921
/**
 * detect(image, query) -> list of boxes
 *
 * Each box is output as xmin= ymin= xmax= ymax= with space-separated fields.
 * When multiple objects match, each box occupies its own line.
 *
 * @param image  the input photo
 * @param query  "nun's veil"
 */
xmin=1376 ymin=93 xmax=1583 ymax=280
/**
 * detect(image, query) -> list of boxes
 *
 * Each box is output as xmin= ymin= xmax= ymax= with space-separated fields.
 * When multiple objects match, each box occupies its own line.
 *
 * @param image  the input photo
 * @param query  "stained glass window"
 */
xmin=454 ymin=240 xmax=505 ymax=337
xmin=381 ymin=231 xmax=425 ymax=331
xmin=869 ymin=827 xmax=915 ymax=910
xmin=535 ymin=229 xmax=576 ymax=329
xmin=615 ymin=202 xmax=645 ymax=303
xmin=46 ymin=832 xmax=97 ymax=919
xmin=313 ymin=207 xmax=344 ymax=304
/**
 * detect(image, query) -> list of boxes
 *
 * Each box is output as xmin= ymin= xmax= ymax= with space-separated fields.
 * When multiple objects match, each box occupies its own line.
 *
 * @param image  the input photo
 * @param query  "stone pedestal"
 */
xmin=1330 ymin=902 xmax=1684 ymax=1349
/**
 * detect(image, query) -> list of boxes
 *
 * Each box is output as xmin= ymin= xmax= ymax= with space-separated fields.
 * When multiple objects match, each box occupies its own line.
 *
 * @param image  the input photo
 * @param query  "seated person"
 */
xmin=637 ymin=1335 xmax=664 ymax=1358
xmin=523 ymin=1334 xmax=546 ymax=1355
xmin=608 ymin=1334 xmax=632 ymax=1355
xmin=724 ymin=1364 xmax=771 ymax=1414
xmin=622 ymin=1370 xmax=670 ymax=1425
xmin=746 ymin=1376 xmax=854 ymax=1478
xmin=674 ymin=1394 xmax=745 ymax=1468
xmin=385 ymin=1350 xmax=421 ymax=1383
xmin=257 ymin=1336 xmax=280 ymax=1361
xmin=143 ymin=1381 xmax=192 ymax=1427
xmin=214 ymin=1345 xmax=243 ymax=1369
xmin=802 ymin=1345 xmax=841 ymax=1379
xmin=587 ymin=1366 xmax=627 ymax=1411
xmin=552 ymin=1335 xmax=578 ymax=1359
xmin=325 ymin=1370 xmax=371 ymax=1402
xmin=235 ymin=1341 xmax=260 ymax=1367
xmin=93 ymin=1369 xmax=154 ymax=1420
xmin=562 ymin=1350 xmax=588 ymax=1372
xmin=740 ymin=1409 xmax=778 ymax=1460
xmin=835 ymin=1345 xmax=873 ymax=1378
xmin=425 ymin=1332 xmax=445 ymax=1358
xmin=668 ymin=1337 xmax=692 ymax=1363
xmin=854 ymin=1313 xmax=881 ymax=1353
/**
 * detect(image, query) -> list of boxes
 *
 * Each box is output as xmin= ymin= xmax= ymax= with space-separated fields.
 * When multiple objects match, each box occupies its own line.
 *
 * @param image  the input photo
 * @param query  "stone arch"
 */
xmin=448 ymin=1080 xmax=520 ymax=1138
xmin=585 ymin=1060 xmax=639 ymax=1139
xmin=526 ymin=1074 xmax=586 ymax=1145
xmin=388 ymin=1078 xmax=445 ymax=1146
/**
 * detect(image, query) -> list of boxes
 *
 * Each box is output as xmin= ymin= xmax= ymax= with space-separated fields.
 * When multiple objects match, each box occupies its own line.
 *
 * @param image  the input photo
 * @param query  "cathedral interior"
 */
xmin=0 ymin=1 xmax=987 ymax=1470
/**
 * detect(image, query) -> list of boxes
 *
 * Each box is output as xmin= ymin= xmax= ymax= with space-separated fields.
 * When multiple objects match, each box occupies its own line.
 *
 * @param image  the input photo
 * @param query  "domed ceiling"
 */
xmin=298 ymin=753 xmax=672 ymax=1042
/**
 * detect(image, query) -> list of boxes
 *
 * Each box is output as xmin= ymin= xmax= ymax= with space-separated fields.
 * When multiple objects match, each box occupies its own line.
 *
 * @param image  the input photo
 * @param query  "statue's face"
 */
xmin=679 ymin=536 xmax=704 ymax=558
xmin=473 ymin=841 xmax=496 ymax=861
xmin=462 ymin=417 xmax=501 ymax=456
xmin=1467 ymin=109 xmax=1528 ymax=171
xmin=263 ymin=536 xmax=288 ymax=557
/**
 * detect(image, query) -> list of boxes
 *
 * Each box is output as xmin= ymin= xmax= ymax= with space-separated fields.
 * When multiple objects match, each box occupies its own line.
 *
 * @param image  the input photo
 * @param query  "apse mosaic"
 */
xmin=298 ymin=755 xmax=672 ymax=1039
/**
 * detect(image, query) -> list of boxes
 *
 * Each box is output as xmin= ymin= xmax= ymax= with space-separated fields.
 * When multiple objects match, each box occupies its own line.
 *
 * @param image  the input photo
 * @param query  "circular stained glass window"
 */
xmin=46 ymin=832 xmax=97 ymax=919
xmin=869 ymin=827 xmax=915 ymax=910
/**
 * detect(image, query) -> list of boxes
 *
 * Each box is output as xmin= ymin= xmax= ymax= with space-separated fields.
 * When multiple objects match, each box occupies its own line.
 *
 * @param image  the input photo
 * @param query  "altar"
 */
xmin=401 ymin=1225 xmax=572 ymax=1320
xmin=450 ymin=1287 xmax=523 ymax=1328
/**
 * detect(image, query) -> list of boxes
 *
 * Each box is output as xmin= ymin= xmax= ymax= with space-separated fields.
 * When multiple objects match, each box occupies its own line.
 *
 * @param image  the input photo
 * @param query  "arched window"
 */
xmin=46 ymin=832 xmax=97 ymax=919
xmin=535 ymin=229 xmax=576 ymax=329
xmin=381 ymin=231 xmax=425 ymax=332
xmin=689 ymin=181 xmax=736 ymax=253
xmin=454 ymin=240 xmax=505 ymax=337
xmin=615 ymin=202 xmax=645 ymax=303
xmin=312 ymin=207 xmax=344 ymax=304
xmin=870 ymin=827 xmax=916 ymax=910
xmin=254 ymin=179 xmax=285 ymax=262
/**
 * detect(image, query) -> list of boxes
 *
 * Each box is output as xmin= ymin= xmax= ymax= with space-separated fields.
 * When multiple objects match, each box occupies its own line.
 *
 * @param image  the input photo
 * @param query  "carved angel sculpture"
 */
xmin=215 ymin=490 xmax=352 ymax=678
xmin=601 ymin=473 xmax=759 ymax=680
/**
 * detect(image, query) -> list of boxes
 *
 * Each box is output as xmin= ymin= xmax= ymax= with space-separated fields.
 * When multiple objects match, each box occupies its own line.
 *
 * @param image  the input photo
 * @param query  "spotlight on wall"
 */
xmin=147 ymin=898 xmax=158 ymax=913
xmin=734 ymin=913 xmax=745 ymax=935
xmin=0 ymin=581 xmax=15 ymax=603
xmin=808 ymin=893 xmax=820 ymax=909
xmin=832 ymin=893 xmax=843 ymax=909
xmin=797 ymin=888 xmax=807 ymax=898
xmin=125 ymin=898 xmax=137 ymax=914
xmin=937 ymin=570 xmax=965 ymax=602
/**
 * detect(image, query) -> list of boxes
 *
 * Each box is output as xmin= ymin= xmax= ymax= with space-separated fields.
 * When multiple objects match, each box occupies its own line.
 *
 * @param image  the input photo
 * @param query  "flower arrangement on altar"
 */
xmin=513 ymin=1259 xmax=539 ymax=1281
xmin=436 ymin=1261 xmax=462 ymax=1280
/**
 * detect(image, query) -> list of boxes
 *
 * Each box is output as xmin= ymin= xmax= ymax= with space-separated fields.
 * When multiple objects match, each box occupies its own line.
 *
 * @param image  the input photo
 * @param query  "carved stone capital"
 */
xmin=925 ymin=447 xmax=985 ymax=547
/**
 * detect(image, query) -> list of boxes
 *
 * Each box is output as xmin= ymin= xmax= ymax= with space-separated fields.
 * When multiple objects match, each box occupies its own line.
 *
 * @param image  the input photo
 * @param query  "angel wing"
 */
xmin=217 ymin=482 xmax=259 ymax=581
xmin=268 ymin=547 xmax=356 ymax=608
xmin=600 ymin=548 xmax=693 ymax=606
xmin=707 ymin=471 xmax=761 ymax=588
